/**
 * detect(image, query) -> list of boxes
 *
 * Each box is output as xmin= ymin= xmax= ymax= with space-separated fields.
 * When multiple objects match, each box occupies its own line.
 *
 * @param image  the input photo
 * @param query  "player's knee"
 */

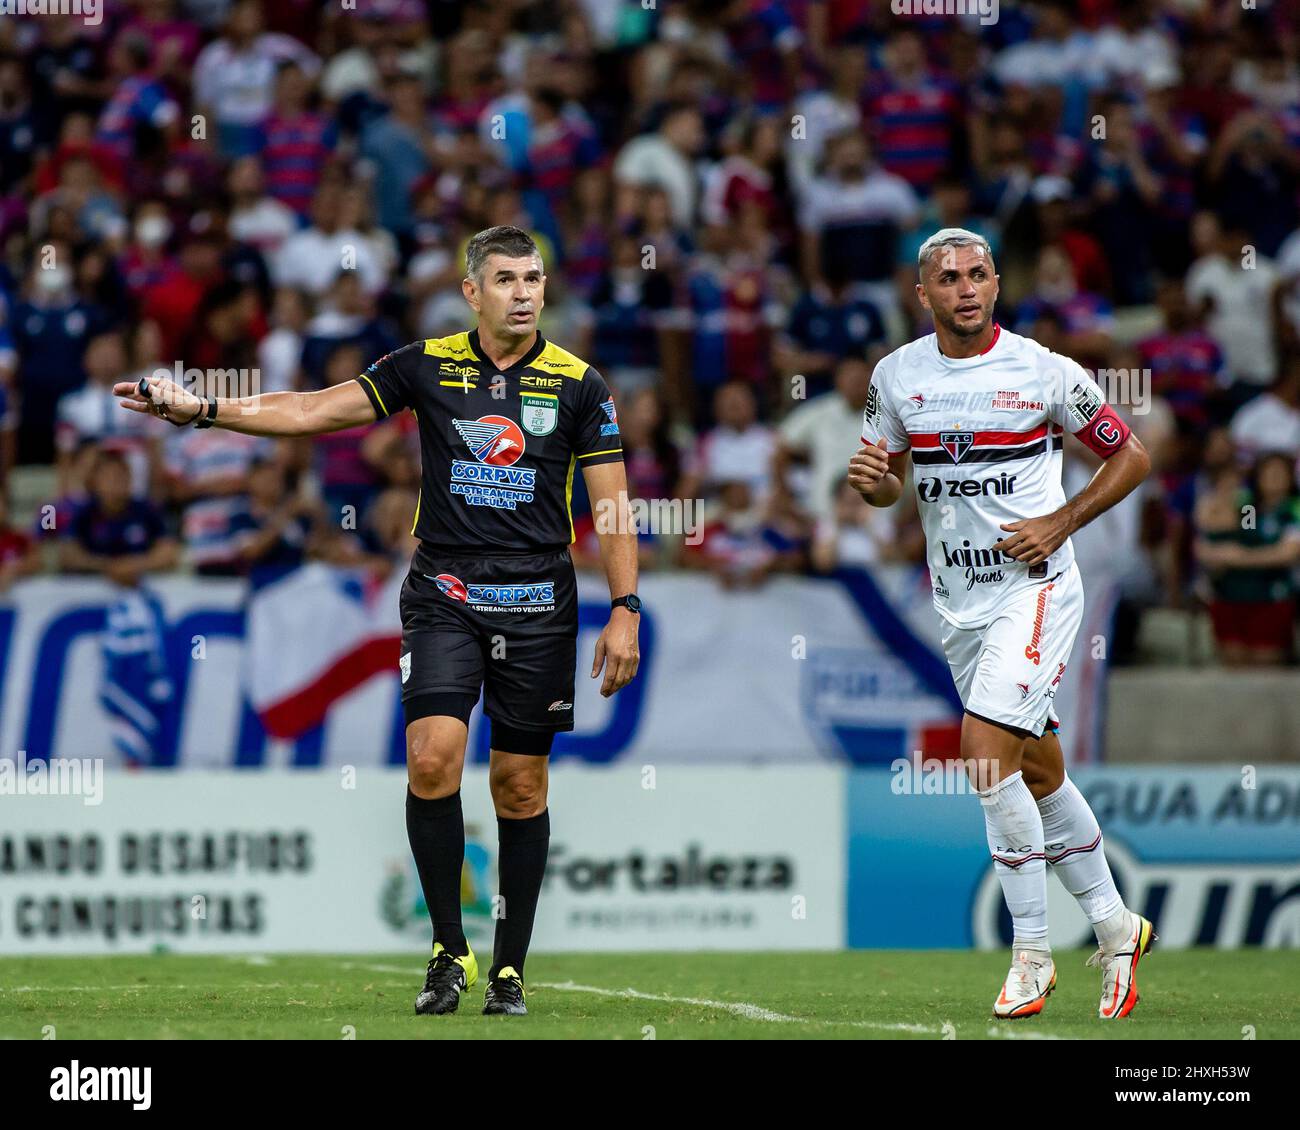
xmin=490 ymin=766 xmax=547 ymax=819
xmin=406 ymin=730 xmax=462 ymax=797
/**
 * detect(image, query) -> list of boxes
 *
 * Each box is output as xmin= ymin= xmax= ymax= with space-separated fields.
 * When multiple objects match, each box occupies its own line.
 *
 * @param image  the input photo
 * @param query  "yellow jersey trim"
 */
xmin=423 ymin=332 xmax=478 ymax=362
xmin=358 ymin=373 xmax=388 ymax=417
xmin=533 ymin=340 xmax=589 ymax=380
xmin=577 ymin=448 xmax=621 ymax=459
xmin=565 ymin=454 xmax=576 ymax=544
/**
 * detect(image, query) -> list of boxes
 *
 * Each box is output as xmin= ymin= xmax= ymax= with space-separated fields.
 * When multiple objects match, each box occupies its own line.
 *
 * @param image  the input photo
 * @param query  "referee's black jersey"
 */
xmin=355 ymin=329 xmax=623 ymax=554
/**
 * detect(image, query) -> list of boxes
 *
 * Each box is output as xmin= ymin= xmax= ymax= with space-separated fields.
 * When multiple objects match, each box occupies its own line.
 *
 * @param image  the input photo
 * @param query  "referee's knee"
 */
xmin=406 ymin=721 xmax=465 ymax=798
xmin=489 ymin=763 xmax=548 ymax=820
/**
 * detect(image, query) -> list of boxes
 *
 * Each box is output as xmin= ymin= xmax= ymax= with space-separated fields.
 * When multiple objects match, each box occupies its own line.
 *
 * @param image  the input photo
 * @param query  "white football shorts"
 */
xmin=940 ymin=562 xmax=1084 ymax=738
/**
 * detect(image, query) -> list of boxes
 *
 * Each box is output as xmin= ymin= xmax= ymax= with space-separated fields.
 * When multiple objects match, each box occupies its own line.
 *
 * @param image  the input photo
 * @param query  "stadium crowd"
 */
xmin=1 ymin=0 xmax=1300 ymax=665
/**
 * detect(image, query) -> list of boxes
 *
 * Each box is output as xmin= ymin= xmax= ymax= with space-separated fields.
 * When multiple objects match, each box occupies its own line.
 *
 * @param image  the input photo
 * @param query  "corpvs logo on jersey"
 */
xmin=431 ymin=571 xmax=556 ymax=614
xmin=450 ymin=415 xmax=537 ymax=510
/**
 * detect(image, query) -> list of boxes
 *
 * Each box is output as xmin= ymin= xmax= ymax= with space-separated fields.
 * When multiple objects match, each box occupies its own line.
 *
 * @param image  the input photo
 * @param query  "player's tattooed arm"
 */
xmin=995 ymin=433 xmax=1151 ymax=567
xmin=849 ymin=441 xmax=908 ymax=507
xmin=582 ymin=458 xmax=641 ymax=698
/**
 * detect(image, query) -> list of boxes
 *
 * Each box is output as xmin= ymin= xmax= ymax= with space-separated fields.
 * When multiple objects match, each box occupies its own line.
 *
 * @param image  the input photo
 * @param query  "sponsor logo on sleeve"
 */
xmin=1066 ymin=382 xmax=1103 ymax=429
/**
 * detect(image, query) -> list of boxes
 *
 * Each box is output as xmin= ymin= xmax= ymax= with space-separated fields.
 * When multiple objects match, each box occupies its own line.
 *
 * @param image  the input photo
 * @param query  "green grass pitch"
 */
xmin=2 ymin=950 xmax=1298 ymax=1040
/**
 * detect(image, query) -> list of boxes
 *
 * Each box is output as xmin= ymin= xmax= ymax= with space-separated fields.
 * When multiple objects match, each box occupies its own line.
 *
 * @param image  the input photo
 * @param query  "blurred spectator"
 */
xmin=1014 ymin=245 xmax=1115 ymax=361
xmin=588 ymin=232 xmax=675 ymax=399
xmin=0 ymin=486 xmax=40 ymax=591
xmin=1206 ymin=110 xmax=1299 ymax=258
xmin=141 ymin=232 xmax=223 ymax=360
xmin=776 ymin=263 xmax=884 ymax=393
xmin=164 ymin=424 xmax=270 ymax=577
xmin=119 ymin=199 xmax=180 ymax=308
xmin=1196 ymin=451 xmax=1300 ymax=665
xmin=255 ymin=60 xmax=337 ymax=220
xmin=310 ymin=342 xmax=382 ymax=524
xmin=811 ymin=478 xmax=902 ymax=573
xmin=613 ymin=103 xmax=705 ymax=230
xmin=55 ymin=330 xmax=157 ymax=497
xmin=60 ymin=449 xmax=179 ymax=585
xmin=1186 ymin=212 xmax=1279 ymax=392
xmin=786 ymin=43 xmax=864 ymax=198
xmin=1077 ymin=95 xmax=1160 ymax=306
xmin=618 ymin=387 xmax=688 ymax=508
xmin=273 ymin=184 xmax=387 ymax=298
xmin=227 ymin=155 xmax=299 ymax=258
xmin=774 ymin=353 xmax=874 ymax=525
xmin=258 ymin=287 xmax=310 ymax=394
xmin=359 ymin=70 xmax=433 ymax=234
xmin=1136 ymin=280 xmax=1227 ymax=438
xmin=1028 ymin=176 xmax=1108 ymax=297
xmin=12 ymin=242 xmax=109 ymax=464
xmin=300 ymin=273 xmax=398 ymax=388
xmin=1229 ymin=357 xmax=1300 ymax=462
xmin=680 ymin=221 xmax=782 ymax=413
xmin=193 ymin=0 xmax=320 ymax=158
xmin=0 ymin=51 xmax=43 ymax=194
xmin=692 ymin=382 xmax=776 ymax=501
xmin=865 ymin=27 xmax=964 ymax=195
xmin=685 ymin=479 xmax=805 ymax=590
xmin=797 ymin=130 xmax=919 ymax=326
xmin=231 ymin=456 xmax=319 ymax=587
xmin=95 ymin=31 xmax=179 ymax=171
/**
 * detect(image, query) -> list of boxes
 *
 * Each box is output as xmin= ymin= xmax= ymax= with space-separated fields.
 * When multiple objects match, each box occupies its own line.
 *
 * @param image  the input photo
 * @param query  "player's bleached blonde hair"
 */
xmin=917 ymin=227 xmax=993 ymax=279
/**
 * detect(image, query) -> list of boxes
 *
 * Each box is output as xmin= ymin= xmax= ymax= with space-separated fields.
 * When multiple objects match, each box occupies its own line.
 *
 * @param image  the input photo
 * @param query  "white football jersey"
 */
xmin=861 ymin=325 xmax=1128 ymax=629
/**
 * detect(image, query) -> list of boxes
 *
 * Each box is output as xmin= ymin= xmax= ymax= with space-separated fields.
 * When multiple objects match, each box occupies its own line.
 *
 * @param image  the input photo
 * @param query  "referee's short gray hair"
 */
xmin=466 ymin=225 xmax=543 ymax=286
xmin=917 ymin=227 xmax=993 ymax=278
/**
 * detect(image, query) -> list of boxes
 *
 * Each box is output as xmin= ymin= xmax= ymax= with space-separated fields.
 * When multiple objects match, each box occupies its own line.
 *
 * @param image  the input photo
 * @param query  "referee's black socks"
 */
xmin=405 ymin=788 xmax=469 ymax=956
xmin=491 ymin=809 xmax=550 ymax=980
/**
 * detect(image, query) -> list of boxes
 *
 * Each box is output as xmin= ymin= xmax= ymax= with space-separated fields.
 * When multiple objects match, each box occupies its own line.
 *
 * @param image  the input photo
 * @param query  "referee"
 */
xmin=116 ymin=226 xmax=641 ymax=1016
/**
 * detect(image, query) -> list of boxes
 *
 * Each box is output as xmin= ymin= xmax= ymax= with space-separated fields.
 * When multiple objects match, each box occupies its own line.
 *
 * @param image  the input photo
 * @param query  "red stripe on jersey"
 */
xmin=979 ymin=323 xmax=1002 ymax=354
xmin=910 ymin=423 xmax=1048 ymax=448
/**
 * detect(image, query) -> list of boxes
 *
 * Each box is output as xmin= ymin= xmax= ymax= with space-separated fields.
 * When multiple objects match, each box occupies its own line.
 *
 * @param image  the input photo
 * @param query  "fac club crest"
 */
xmin=940 ymin=431 xmax=974 ymax=463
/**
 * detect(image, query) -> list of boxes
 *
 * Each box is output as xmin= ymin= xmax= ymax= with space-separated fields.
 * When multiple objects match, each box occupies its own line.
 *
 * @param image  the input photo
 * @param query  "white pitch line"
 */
xmin=535 ymin=979 xmax=940 ymax=1034
xmin=350 ymin=962 xmax=944 ymax=1035
xmin=985 ymin=1025 xmax=1064 ymax=1040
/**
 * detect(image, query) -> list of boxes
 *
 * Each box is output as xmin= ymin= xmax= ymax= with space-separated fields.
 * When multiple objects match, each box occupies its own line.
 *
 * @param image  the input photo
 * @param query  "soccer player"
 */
xmin=849 ymin=228 xmax=1155 ymax=1020
xmin=116 ymin=226 xmax=641 ymax=1017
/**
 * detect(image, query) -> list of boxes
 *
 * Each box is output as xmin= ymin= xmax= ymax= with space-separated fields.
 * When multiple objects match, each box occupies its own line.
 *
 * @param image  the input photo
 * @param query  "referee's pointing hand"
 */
xmin=114 ymin=375 xmax=204 ymax=426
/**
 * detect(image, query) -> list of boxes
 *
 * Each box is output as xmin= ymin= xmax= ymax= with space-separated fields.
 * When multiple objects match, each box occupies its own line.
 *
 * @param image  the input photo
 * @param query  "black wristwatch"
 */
xmin=194 ymin=395 xmax=219 ymax=428
xmin=611 ymin=593 xmax=642 ymax=614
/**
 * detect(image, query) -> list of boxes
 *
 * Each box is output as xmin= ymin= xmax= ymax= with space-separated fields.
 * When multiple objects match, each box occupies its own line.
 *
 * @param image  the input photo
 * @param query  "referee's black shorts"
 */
xmin=398 ymin=543 xmax=578 ymax=752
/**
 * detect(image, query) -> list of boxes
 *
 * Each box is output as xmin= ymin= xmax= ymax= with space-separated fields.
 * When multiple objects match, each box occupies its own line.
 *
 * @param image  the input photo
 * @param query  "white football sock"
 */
xmin=978 ymin=770 xmax=1049 ymax=948
xmin=1036 ymin=774 xmax=1126 ymax=943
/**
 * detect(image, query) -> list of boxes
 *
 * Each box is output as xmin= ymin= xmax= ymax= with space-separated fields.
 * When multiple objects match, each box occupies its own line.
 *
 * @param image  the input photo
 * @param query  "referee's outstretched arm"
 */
xmin=114 ymin=374 xmax=376 ymax=435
